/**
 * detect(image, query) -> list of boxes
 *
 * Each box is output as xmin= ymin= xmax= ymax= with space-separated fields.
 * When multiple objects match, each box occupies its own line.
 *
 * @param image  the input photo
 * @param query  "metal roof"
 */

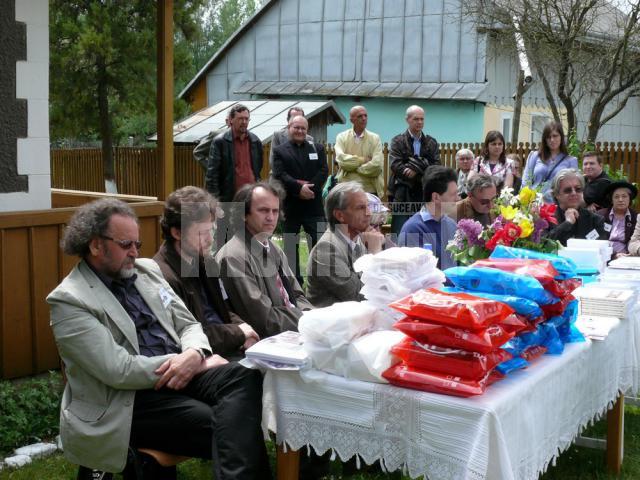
xmin=150 ymin=99 xmax=345 ymax=144
xmin=235 ymin=81 xmax=488 ymax=101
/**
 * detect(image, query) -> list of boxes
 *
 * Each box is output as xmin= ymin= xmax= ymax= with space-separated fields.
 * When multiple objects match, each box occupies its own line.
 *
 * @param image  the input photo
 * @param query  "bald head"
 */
xmin=406 ymin=105 xmax=425 ymax=136
xmin=288 ymin=115 xmax=309 ymax=144
xmin=349 ymin=105 xmax=368 ymax=134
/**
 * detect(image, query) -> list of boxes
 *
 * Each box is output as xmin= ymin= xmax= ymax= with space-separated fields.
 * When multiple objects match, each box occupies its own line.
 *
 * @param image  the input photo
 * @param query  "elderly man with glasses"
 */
xmin=548 ymin=168 xmax=609 ymax=245
xmin=455 ymin=174 xmax=497 ymax=226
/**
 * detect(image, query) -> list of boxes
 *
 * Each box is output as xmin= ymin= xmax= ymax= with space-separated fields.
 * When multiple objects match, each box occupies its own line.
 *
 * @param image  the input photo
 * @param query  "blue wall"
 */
xmin=324 ymin=97 xmax=485 ymax=146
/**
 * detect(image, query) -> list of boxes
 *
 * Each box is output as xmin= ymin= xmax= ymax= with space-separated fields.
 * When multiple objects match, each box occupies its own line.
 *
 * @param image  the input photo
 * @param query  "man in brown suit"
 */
xmin=216 ymin=181 xmax=314 ymax=339
xmin=455 ymin=174 xmax=497 ymax=227
xmin=154 ymin=186 xmax=259 ymax=359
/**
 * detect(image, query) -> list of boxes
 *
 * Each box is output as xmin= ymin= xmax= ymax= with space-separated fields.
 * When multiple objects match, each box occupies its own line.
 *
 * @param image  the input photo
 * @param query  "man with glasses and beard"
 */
xmin=47 ymin=198 xmax=270 ymax=480
xmin=455 ymin=174 xmax=497 ymax=227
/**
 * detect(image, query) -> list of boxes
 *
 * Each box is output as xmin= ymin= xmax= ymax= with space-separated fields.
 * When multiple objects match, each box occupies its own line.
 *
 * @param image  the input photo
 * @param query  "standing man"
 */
xmin=398 ymin=166 xmax=458 ymax=270
xmin=216 ymin=181 xmax=314 ymax=339
xmin=388 ymin=105 xmax=440 ymax=234
xmin=334 ymin=105 xmax=384 ymax=198
xmin=582 ymin=151 xmax=611 ymax=211
xmin=268 ymin=106 xmax=313 ymax=164
xmin=272 ymin=115 xmax=328 ymax=285
xmin=153 ymin=186 xmax=260 ymax=360
xmin=306 ymin=182 xmax=385 ymax=308
xmin=47 ymin=198 xmax=269 ymax=479
xmin=205 ymin=103 xmax=263 ymax=203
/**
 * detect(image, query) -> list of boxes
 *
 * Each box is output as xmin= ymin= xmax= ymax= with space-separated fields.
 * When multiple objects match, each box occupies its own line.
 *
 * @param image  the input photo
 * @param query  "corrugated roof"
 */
xmin=150 ymin=99 xmax=345 ymax=144
xmin=235 ymin=81 xmax=488 ymax=101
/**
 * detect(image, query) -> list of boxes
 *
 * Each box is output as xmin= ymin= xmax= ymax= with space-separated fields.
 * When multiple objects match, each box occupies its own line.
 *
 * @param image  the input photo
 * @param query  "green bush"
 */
xmin=0 ymin=372 xmax=63 ymax=455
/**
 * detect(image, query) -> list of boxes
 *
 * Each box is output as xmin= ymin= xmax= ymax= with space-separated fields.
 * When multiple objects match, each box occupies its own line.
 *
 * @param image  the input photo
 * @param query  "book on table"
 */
xmin=245 ymin=330 xmax=309 ymax=366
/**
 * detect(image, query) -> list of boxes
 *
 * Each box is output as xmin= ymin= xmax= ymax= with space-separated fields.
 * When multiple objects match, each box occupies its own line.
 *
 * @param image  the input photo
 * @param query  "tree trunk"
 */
xmin=97 ymin=57 xmax=115 ymax=184
xmin=511 ymin=70 xmax=528 ymax=146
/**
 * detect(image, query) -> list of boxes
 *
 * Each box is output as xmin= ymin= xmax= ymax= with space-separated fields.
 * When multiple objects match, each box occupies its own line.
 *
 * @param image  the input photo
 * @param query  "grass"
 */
xmin=3 ymin=406 xmax=640 ymax=479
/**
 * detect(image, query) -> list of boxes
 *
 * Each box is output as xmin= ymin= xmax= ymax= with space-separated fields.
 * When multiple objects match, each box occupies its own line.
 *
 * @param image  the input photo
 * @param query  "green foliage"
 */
xmin=0 ymin=372 xmax=63 ymax=456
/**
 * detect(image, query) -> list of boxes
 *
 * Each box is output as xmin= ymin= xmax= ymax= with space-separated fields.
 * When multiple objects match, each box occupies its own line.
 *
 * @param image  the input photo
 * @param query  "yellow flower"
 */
xmin=519 ymin=187 xmax=536 ymax=206
xmin=518 ymin=218 xmax=534 ymax=238
xmin=500 ymin=206 xmax=517 ymax=220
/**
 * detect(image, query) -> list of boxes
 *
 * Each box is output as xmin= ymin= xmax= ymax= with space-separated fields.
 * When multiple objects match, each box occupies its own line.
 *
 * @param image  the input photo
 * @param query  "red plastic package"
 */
xmin=393 ymin=317 xmax=515 ymax=354
xmin=487 ymin=370 xmax=505 ymax=386
xmin=382 ymin=364 xmax=491 ymax=397
xmin=390 ymin=338 xmax=512 ymax=381
xmin=541 ymin=295 xmax=575 ymax=318
xmin=519 ymin=314 xmax=546 ymax=333
xmin=389 ymin=288 xmax=514 ymax=330
xmin=520 ymin=345 xmax=548 ymax=362
xmin=547 ymin=278 xmax=582 ymax=297
xmin=500 ymin=313 xmax=528 ymax=334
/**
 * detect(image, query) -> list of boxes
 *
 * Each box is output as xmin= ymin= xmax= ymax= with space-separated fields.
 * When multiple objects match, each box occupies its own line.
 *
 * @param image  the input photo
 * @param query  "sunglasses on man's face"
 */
xmin=561 ymin=186 xmax=583 ymax=195
xmin=100 ymin=235 xmax=142 ymax=250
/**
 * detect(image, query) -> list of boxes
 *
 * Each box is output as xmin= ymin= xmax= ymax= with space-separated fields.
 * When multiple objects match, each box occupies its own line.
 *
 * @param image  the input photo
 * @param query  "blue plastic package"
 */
xmin=496 ymin=356 xmax=529 ymax=375
xmin=557 ymin=322 xmax=586 ymax=344
xmin=538 ymin=323 xmax=565 ymax=354
xmin=440 ymin=286 xmax=544 ymax=319
xmin=562 ymin=299 xmax=579 ymax=324
xmin=444 ymin=266 xmax=558 ymax=305
xmin=489 ymin=245 xmax=578 ymax=280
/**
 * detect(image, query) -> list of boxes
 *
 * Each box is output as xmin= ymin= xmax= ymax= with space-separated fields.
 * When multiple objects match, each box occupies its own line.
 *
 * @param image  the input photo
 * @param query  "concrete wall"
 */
xmin=0 ymin=0 xmax=50 ymax=212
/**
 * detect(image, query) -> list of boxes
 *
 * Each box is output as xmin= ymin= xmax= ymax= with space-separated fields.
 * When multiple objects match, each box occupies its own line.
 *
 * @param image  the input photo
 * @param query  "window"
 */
xmin=530 ymin=113 xmax=551 ymax=145
xmin=501 ymin=113 xmax=513 ymax=143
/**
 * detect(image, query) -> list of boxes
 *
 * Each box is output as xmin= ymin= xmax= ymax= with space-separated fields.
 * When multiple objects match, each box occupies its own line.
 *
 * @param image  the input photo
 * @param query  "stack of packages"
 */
xmin=383 ymin=289 xmax=523 ymax=397
xmin=443 ymin=246 xmax=583 ymax=378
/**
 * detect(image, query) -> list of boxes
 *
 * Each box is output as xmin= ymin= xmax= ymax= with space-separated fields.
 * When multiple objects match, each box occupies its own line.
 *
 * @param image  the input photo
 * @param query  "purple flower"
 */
xmin=532 ymin=218 xmax=549 ymax=243
xmin=490 ymin=217 xmax=504 ymax=232
xmin=457 ymin=219 xmax=484 ymax=246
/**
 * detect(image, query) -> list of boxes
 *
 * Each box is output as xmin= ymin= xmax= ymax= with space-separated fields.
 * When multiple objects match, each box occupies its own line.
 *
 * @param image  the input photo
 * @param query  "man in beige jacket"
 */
xmin=48 ymin=198 xmax=269 ymax=479
xmin=334 ymin=105 xmax=385 ymax=198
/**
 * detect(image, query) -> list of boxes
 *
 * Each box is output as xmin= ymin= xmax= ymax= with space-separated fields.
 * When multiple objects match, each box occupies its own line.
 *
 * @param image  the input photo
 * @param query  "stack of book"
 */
xmin=245 ymin=331 xmax=309 ymax=369
xmin=572 ymin=286 xmax=635 ymax=319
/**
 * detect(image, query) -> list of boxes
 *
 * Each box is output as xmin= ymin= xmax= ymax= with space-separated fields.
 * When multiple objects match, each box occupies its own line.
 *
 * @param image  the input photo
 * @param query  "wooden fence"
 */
xmin=0 ymin=195 xmax=165 ymax=379
xmin=51 ymin=142 xmax=640 ymax=198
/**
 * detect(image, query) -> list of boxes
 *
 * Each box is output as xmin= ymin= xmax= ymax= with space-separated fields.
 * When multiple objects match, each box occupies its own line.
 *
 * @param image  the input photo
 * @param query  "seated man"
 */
xmin=548 ymin=168 xmax=608 ymax=246
xmin=153 ymin=186 xmax=259 ymax=360
xmin=306 ymin=182 xmax=385 ymax=307
xmin=47 ymin=198 xmax=269 ymax=480
xmin=398 ymin=166 xmax=458 ymax=270
xmin=455 ymin=174 xmax=497 ymax=227
xmin=216 ymin=181 xmax=313 ymax=338
xmin=582 ymin=151 xmax=611 ymax=211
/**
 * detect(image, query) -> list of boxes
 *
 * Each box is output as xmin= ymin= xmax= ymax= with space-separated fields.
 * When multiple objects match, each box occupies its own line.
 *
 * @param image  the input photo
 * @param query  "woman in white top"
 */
xmin=468 ymin=130 xmax=513 ymax=191
xmin=522 ymin=121 xmax=578 ymax=202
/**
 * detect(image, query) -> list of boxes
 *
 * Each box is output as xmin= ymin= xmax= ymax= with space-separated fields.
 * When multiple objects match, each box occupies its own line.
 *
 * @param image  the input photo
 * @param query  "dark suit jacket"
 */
xmin=584 ymin=171 xmax=611 ymax=209
xmin=205 ymin=129 xmax=263 ymax=202
xmin=153 ymin=242 xmax=246 ymax=357
xmin=388 ymin=130 xmax=440 ymax=201
xmin=272 ymin=140 xmax=328 ymax=218
xmin=549 ymin=206 xmax=609 ymax=246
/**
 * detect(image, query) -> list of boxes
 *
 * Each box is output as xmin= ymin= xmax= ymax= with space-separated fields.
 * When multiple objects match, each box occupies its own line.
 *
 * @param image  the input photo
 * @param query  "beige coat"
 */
xmin=216 ymin=231 xmax=313 ymax=338
xmin=334 ymin=128 xmax=385 ymax=197
xmin=47 ymin=259 xmax=210 ymax=473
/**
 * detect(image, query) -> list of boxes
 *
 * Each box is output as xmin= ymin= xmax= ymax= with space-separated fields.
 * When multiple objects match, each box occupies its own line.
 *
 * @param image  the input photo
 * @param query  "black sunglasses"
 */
xmin=100 ymin=235 xmax=142 ymax=250
xmin=561 ymin=186 xmax=583 ymax=195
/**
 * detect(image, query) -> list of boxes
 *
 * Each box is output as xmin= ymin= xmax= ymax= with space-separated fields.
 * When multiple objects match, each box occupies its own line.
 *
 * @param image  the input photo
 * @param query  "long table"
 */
xmin=264 ymin=307 xmax=640 ymax=480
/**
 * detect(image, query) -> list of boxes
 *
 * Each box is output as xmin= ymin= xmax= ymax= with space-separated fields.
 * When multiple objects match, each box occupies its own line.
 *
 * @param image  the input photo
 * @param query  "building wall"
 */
xmin=484 ymin=35 xmax=640 ymax=143
xmin=0 ymin=0 xmax=50 ymax=212
xmin=322 ymin=97 xmax=485 ymax=145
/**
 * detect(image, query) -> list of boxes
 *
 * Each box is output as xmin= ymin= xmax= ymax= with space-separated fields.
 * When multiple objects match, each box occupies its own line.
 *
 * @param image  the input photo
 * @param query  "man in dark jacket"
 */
xmin=388 ymin=105 xmax=440 ymax=234
xmin=272 ymin=115 xmax=328 ymax=285
xmin=549 ymin=168 xmax=608 ymax=246
xmin=154 ymin=186 xmax=259 ymax=360
xmin=582 ymin=151 xmax=611 ymax=211
xmin=205 ymin=103 xmax=263 ymax=203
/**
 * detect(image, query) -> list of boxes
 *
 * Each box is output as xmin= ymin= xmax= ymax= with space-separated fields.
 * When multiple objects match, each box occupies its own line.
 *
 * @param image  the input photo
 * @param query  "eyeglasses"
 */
xmin=476 ymin=198 xmax=494 ymax=206
xmin=100 ymin=235 xmax=142 ymax=250
xmin=561 ymin=186 xmax=583 ymax=195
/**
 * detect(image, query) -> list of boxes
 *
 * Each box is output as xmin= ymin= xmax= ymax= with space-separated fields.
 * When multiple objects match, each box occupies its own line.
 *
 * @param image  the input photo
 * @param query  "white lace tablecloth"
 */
xmin=263 ymin=307 xmax=640 ymax=480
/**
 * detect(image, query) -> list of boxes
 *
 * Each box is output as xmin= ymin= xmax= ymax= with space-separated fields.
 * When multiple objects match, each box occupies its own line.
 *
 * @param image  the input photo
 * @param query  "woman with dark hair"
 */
xmin=469 ymin=130 xmax=513 ymax=190
xmin=598 ymin=181 xmax=638 ymax=258
xmin=522 ymin=121 xmax=578 ymax=202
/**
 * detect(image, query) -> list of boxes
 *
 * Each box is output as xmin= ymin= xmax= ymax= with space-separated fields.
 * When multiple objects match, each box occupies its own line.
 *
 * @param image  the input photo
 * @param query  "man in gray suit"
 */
xmin=47 ymin=198 xmax=269 ymax=480
xmin=306 ymin=181 xmax=384 ymax=307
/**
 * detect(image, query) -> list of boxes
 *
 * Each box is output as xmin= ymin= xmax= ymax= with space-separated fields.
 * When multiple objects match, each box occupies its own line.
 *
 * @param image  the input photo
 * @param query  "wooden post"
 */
xmin=606 ymin=394 xmax=624 ymax=474
xmin=157 ymin=0 xmax=174 ymax=200
xmin=276 ymin=444 xmax=300 ymax=480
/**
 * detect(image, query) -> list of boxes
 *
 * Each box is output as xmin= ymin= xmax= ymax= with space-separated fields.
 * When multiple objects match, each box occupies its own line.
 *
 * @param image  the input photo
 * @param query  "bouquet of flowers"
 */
xmin=447 ymin=186 xmax=561 ymax=265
